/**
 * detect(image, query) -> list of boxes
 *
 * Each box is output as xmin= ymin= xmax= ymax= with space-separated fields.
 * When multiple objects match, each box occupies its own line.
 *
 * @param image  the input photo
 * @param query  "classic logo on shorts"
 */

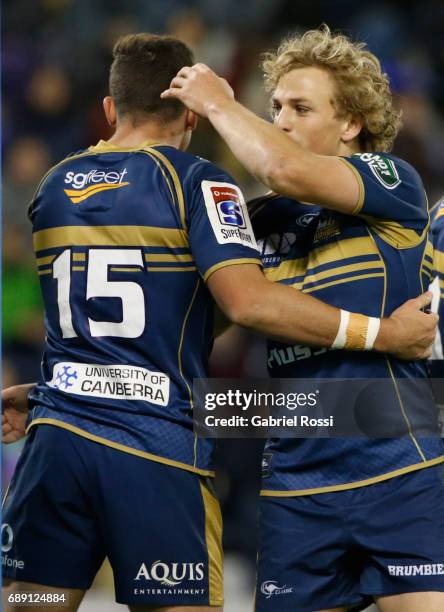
xmin=260 ymin=581 xmax=293 ymax=599
xmin=355 ymin=153 xmax=401 ymax=189
xmin=387 ymin=564 xmax=444 ymax=576
xmin=64 ymin=168 xmax=129 ymax=203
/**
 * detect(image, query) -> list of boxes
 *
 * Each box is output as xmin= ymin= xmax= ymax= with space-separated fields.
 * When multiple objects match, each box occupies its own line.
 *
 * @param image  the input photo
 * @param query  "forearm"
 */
xmin=233 ymin=279 xmax=339 ymax=346
xmin=238 ymin=283 xmax=397 ymax=351
xmin=208 ymin=99 xmax=305 ymax=196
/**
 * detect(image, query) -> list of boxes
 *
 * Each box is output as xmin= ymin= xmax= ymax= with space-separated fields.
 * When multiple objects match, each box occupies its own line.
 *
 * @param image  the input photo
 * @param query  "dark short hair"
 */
xmin=109 ymin=33 xmax=194 ymax=124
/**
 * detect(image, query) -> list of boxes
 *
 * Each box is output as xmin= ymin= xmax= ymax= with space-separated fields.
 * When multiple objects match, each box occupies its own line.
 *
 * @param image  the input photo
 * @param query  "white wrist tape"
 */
xmin=331 ymin=309 xmax=350 ymax=349
xmin=331 ymin=310 xmax=381 ymax=351
xmin=364 ymin=317 xmax=381 ymax=350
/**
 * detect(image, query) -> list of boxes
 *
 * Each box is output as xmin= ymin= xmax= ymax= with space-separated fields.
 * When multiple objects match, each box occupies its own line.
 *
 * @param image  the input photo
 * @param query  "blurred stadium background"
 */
xmin=3 ymin=0 xmax=444 ymax=609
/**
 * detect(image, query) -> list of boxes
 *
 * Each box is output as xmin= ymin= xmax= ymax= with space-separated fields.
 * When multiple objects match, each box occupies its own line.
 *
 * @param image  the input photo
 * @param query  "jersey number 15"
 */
xmin=53 ymin=248 xmax=145 ymax=339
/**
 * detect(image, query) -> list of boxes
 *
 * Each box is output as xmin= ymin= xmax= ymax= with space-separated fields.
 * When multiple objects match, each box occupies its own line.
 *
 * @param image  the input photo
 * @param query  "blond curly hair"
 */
xmin=262 ymin=25 xmax=402 ymax=152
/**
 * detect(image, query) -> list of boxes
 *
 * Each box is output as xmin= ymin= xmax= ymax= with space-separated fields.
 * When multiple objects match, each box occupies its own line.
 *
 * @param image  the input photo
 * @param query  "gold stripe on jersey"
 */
xmin=419 ymin=240 xmax=434 ymax=291
xmin=109 ymin=267 xmax=142 ymax=272
xmin=303 ymin=260 xmax=385 ymax=287
xmin=146 ymin=266 xmax=197 ymax=272
xmin=36 ymin=254 xmax=56 ymax=266
xmin=363 ymin=228 xmax=426 ymax=462
xmin=38 ymin=269 xmax=52 ymax=276
xmin=144 ymin=147 xmax=187 ymax=231
xmin=264 ymin=236 xmax=383 ymax=284
xmin=339 ymin=158 xmax=365 ymax=214
xmin=33 ymin=225 xmax=188 ymax=251
xmin=435 ymin=206 xmax=444 ymax=221
xmin=140 ymin=151 xmax=180 ymax=225
xmin=178 ymin=278 xmax=200 ymax=416
xmin=86 ymin=142 xmax=184 ymax=226
xmin=72 ymin=252 xmax=86 ymax=261
xmin=144 ymin=253 xmax=194 ymax=263
xmin=304 ymin=272 xmax=385 ymax=294
xmin=361 ymin=216 xmax=429 ymax=249
xmin=26 ymin=419 xmax=216 ymax=477
xmin=263 ymin=257 xmax=307 ymax=283
xmin=386 ymin=356 xmax=427 ymax=461
xmin=72 ymin=266 xmax=85 ymax=272
xmin=434 ymin=249 xmax=444 ymax=272
xmin=365 ymin=226 xmax=387 ymax=316
xmin=260 ymin=455 xmax=444 ymax=496
xmin=424 ymin=239 xmax=434 ymax=261
xmin=310 ymin=236 xmax=380 ymax=269
xmin=199 ymin=480 xmax=224 ymax=606
xmin=203 ymin=258 xmax=262 ymax=282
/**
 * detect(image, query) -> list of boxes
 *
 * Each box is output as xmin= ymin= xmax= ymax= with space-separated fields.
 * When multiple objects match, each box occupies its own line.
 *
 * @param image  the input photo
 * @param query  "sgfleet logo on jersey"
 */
xmin=63 ymin=168 xmax=129 ymax=203
xmin=354 ymin=153 xmax=401 ymax=189
xmin=201 ymin=180 xmax=258 ymax=249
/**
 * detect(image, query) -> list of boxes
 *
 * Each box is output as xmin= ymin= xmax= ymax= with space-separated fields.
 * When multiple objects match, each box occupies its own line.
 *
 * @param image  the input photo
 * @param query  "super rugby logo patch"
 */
xmin=354 ymin=153 xmax=401 ymax=189
xmin=201 ymin=180 xmax=258 ymax=249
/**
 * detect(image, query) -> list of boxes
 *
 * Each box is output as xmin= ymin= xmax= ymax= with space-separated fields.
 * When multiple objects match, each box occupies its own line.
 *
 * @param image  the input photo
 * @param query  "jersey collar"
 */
xmin=88 ymin=139 xmax=163 ymax=153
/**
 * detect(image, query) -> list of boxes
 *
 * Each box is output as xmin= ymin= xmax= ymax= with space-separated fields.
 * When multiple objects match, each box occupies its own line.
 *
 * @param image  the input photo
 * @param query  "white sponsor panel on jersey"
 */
xmin=201 ymin=180 xmax=258 ymax=249
xmin=47 ymin=362 xmax=169 ymax=406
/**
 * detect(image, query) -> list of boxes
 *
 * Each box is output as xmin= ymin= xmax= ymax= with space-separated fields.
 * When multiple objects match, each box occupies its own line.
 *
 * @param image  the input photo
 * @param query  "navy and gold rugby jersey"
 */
xmin=27 ymin=140 xmax=261 ymax=475
xmin=250 ymin=153 xmax=444 ymax=496
xmin=429 ymin=197 xmax=444 ymax=371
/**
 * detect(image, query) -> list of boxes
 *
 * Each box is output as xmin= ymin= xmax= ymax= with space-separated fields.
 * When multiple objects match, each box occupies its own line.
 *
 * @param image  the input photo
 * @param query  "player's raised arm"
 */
xmin=162 ymin=30 xmax=402 ymax=215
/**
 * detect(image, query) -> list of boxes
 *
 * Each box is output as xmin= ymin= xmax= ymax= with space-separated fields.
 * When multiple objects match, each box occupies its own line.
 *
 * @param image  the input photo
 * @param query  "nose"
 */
xmin=274 ymin=107 xmax=292 ymax=132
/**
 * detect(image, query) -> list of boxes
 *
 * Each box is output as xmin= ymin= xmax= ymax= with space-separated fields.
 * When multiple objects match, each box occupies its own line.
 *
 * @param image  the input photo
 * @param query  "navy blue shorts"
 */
xmin=2 ymin=425 xmax=223 ymax=607
xmin=256 ymin=464 xmax=444 ymax=611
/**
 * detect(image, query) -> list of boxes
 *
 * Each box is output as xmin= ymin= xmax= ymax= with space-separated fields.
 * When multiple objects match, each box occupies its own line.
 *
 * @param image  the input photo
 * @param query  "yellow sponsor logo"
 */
xmin=64 ymin=168 xmax=129 ymax=203
xmin=64 ymin=182 xmax=129 ymax=203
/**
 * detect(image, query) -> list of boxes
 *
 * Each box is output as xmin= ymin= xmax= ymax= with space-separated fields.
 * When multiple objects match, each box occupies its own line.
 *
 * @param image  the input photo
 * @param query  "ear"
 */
xmin=185 ymin=109 xmax=198 ymax=132
xmin=341 ymin=115 xmax=362 ymax=144
xmin=103 ymin=96 xmax=117 ymax=127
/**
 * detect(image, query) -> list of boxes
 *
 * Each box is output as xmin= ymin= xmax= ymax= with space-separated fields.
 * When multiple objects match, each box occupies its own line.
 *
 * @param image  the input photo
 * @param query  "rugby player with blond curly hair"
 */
xmin=164 ymin=25 xmax=444 ymax=612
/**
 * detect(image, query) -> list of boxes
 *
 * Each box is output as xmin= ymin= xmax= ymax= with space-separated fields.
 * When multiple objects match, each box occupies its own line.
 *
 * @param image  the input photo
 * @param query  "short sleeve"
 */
xmin=184 ymin=161 xmax=262 ymax=281
xmin=341 ymin=153 xmax=429 ymax=248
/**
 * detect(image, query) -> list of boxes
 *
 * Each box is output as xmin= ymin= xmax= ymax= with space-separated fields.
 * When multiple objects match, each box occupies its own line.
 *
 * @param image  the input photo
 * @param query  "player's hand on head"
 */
xmin=161 ymin=63 xmax=234 ymax=118
xmin=2 ymin=383 xmax=34 ymax=443
xmin=383 ymin=291 xmax=438 ymax=360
